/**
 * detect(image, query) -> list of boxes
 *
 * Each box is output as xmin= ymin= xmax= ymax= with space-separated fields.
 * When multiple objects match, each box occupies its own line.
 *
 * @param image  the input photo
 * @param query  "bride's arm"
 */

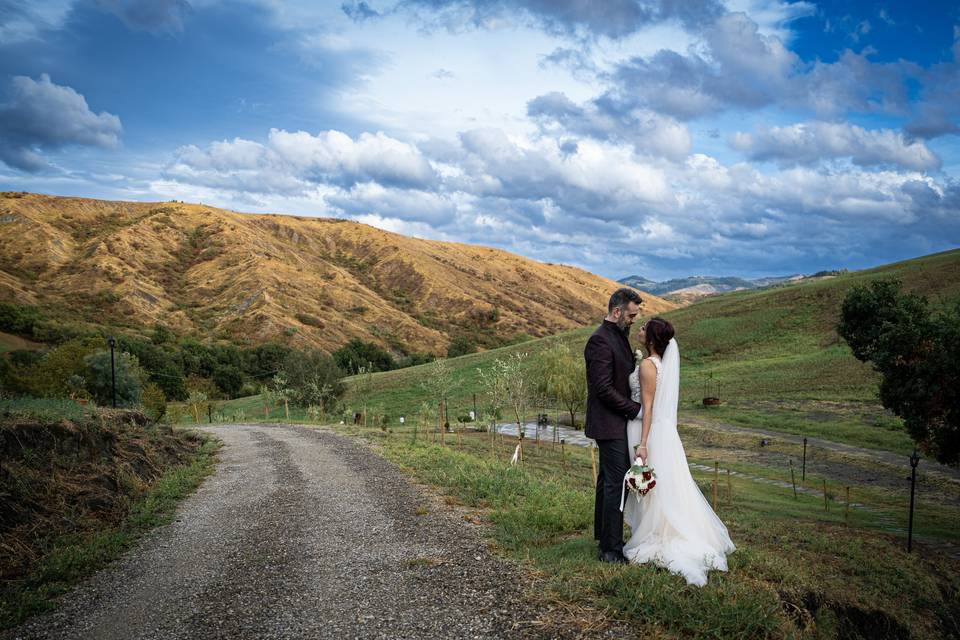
xmin=637 ymin=359 xmax=657 ymax=458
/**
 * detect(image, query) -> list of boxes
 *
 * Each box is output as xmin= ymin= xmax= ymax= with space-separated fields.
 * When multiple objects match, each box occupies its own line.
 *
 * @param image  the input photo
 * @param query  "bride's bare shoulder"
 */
xmin=639 ymin=358 xmax=658 ymax=379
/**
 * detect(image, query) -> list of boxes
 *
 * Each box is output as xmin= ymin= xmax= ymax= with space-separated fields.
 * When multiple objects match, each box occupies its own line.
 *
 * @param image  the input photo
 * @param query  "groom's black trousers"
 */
xmin=594 ymin=437 xmax=631 ymax=554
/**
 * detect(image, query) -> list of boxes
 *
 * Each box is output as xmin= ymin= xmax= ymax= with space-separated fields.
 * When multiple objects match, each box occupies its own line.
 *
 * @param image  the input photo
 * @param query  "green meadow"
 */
xmin=194 ymin=249 xmax=960 ymax=638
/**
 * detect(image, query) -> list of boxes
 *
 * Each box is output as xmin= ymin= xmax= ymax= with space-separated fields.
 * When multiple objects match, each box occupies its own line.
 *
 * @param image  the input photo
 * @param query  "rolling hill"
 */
xmin=312 ymin=248 xmax=960 ymax=453
xmin=0 ymin=192 xmax=675 ymax=354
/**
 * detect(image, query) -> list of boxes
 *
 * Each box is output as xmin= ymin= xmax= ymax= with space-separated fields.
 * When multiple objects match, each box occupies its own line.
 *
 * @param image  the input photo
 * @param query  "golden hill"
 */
xmin=0 ymin=192 xmax=675 ymax=354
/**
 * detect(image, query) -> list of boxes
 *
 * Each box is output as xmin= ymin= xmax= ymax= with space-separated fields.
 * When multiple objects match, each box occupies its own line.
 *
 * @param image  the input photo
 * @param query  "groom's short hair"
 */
xmin=608 ymin=288 xmax=643 ymax=313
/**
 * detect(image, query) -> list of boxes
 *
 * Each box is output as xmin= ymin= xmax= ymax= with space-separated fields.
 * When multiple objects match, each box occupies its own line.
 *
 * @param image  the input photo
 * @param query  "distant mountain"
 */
xmin=618 ymin=272 xmax=843 ymax=303
xmin=619 ymin=275 xmax=658 ymax=291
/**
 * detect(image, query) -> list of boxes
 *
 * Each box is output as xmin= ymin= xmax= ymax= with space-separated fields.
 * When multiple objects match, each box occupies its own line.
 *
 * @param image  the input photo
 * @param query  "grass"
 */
xmin=683 ymin=401 xmax=916 ymax=454
xmin=0 ymin=397 xmax=91 ymax=423
xmin=0 ymin=433 xmax=219 ymax=629
xmin=318 ymin=423 xmax=959 ymax=639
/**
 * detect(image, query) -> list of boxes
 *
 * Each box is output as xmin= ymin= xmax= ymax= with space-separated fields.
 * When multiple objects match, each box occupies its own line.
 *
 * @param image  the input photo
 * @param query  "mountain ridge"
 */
xmin=0 ymin=192 xmax=675 ymax=354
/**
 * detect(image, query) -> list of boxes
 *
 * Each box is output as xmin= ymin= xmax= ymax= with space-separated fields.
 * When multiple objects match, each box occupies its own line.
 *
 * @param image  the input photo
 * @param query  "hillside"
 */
xmin=0 ymin=192 xmax=674 ymax=354
xmin=318 ymin=248 xmax=960 ymax=453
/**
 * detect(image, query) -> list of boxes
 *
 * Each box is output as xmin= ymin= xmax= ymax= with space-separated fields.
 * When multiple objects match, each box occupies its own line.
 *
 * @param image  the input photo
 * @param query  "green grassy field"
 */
xmin=202 ymin=249 xmax=960 ymax=455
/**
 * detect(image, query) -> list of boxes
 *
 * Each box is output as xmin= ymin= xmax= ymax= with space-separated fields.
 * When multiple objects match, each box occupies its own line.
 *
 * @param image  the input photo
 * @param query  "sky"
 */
xmin=0 ymin=0 xmax=958 ymax=281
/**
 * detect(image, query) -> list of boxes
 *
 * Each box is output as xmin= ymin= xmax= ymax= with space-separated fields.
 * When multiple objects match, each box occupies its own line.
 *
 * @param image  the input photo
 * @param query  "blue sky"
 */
xmin=1 ymin=0 xmax=958 ymax=280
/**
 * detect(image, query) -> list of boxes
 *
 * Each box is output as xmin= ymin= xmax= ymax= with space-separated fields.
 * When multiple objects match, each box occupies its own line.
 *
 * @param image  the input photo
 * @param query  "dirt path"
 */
xmin=3 ymin=424 xmax=577 ymax=640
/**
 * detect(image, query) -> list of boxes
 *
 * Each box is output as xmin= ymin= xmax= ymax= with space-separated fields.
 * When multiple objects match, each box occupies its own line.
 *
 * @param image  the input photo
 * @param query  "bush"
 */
xmin=0 ymin=302 xmax=42 ymax=336
xmin=151 ymin=323 xmax=176 ymax=345
xmin=83 ymin=350 xmax=145 ymax=407
xmin=400 ymin=352 xmax=435 ymax=367
xmin=213 ymin=365 xmax=244 ymax=398
xmin=242 ymin=342 xmax=293 ymax=380
xmin=8 ymin=338 xmax=100 ymax=398
xmin=332 ymin=338 xmax=395 ymax=374
xmin=280 ymin=350 xmax=346 ymax=408
xmin=447 ymin=336 xmax=477 ymax=358
xmin=141 ymin=383 xmax=167 ymax=421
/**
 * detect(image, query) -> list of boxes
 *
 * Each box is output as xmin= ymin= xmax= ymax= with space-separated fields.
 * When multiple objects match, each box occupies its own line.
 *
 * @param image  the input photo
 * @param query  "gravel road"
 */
xmin=4 ymin=424 xmax=577 ymax=640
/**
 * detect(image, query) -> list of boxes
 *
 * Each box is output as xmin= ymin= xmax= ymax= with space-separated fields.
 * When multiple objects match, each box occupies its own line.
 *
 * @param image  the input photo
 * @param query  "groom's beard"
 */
xmin=617 ymin=319 xmax=631 ymax=335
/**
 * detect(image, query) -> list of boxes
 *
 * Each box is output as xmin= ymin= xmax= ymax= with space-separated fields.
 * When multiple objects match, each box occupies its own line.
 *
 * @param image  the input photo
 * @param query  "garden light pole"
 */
xmin=107 ymin=336 xmax=117 ymax=408
xmin=908 ymin=449 xmax=920 ymax=552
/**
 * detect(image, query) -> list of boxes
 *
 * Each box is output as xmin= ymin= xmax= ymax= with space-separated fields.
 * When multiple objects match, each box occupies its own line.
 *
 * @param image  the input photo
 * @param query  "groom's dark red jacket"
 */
xmin=584 ymin=320 xmax=642 ymax=440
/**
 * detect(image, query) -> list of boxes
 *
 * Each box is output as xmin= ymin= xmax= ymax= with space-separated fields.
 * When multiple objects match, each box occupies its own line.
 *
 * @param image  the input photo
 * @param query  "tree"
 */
xmin=332 ymin=338 xmax=395 ymax=374
xmin=447 ymin=336 xmax=476 ymax=358
xmin=838 ymin=280 xmax=959 ymax=465
xmin=243 ymin=342 xmax=293 ymax=380
xmin=84 ymin=350 xmax=145 ymax=407
xmin=186 ymin=390 xmax=208 ymax=423
xmin=213 ymin=364 xmax=244 ymax=398
xmin=538 ymin=342 xmax=587 ymax=429
xmin=141 ymin=383 xmax=167 ymax=422
xmin=151 ymin=323 xmax=176 ymax=345
xmin=421 ymin=358 xmax=457 ymax=429
xmin=279 ymin=350 xmax=345 ymax=410
xmin=478 ymin=353 xmax=529 ymax=437
xmin=272 ymin=373 xmax=291 ymax=418
xmin=118 ymin=335 xmax=187 ymax=401
xmin=15 ymin=338 xmax=100 ymax=398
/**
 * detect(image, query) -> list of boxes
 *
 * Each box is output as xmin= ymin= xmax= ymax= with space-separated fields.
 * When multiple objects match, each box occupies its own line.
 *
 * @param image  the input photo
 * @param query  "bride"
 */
xmin=622 ymin=317 xmax=735 ymax=586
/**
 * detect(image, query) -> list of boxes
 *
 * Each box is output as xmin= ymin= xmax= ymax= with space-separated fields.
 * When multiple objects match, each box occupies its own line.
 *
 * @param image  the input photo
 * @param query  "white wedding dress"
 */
xmin=622 ymin=338 xmax=735 ymax=586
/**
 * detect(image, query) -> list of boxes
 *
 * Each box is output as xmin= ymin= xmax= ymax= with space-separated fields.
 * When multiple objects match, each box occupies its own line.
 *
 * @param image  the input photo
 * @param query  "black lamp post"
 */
xmin=908 ymin=449 xmax=920 ymax=552
xmin=107 ymin=336 xmax=117 ymax=408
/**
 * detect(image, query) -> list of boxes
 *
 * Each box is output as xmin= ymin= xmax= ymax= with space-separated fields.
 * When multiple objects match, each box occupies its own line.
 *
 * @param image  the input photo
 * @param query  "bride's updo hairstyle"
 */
xmin=644 ymin=317 xmax=675 ymax=356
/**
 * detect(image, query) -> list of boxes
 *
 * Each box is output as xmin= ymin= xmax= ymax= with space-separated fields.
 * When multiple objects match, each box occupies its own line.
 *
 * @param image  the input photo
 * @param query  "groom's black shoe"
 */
xmin=599 ymin=550 xmax=628 ymax=564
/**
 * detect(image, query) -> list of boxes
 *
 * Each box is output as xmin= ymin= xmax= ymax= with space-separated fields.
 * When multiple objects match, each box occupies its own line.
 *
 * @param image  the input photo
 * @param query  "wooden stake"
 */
xmin=561 ymin=439 xmax=566 ymax=469
xmin=727 ymin=468 xmax=732 ymax=503
xmin=457 ymin=429 xmax=462 ymax=448
xmin=284 ymin=398 xmax=289 ymax=419
xmin=439 ymin=401 xmax=445 ymax=446
xmin=790 ymin=459 xmax=798 ymax=499
xmin=713 ymin=461 xmax=719 ymax=510
xmin=823 ymin=479 xmax=828 ymax=511
xmin=845 ymin=486 xmax=850 ymax=525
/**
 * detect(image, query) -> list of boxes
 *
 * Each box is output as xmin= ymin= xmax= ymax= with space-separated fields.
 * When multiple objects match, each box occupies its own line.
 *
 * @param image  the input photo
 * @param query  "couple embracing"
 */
xmin=585 ymin=288 xmax=735 ymax=586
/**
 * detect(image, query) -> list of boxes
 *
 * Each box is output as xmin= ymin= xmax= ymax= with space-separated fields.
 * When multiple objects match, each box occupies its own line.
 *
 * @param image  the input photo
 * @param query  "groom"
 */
xmin=585 ymin=288 xmax=643 ymax=564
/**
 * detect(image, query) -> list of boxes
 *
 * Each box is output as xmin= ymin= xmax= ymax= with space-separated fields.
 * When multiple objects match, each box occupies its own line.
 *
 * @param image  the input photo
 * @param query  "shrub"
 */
xmin=212 ymin=365 xmax=244 ymax=398
xmin=332 ymin=338 xmax=395 ymax=374
xmin=0 ymin=302 xmax=42 ymax=336
xmin=83 ymin=350 xmax=145 ymax=407
xmin=447 ymin=336 xmax=477 ymax=358
xmin=280 ymin=350 xmax=346 ymax=408
xmin=141 ymin=383 xmax=167 ymax=422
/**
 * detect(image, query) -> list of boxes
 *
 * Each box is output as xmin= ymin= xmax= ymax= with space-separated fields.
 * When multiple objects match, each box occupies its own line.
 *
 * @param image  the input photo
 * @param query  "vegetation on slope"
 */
xmin=0 ymin=400 xmax=217 ymax=628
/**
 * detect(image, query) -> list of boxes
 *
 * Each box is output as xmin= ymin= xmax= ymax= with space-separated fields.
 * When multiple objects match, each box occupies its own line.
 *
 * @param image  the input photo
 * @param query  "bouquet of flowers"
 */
xmin=624 ymin=458 xmax=657 ymax=499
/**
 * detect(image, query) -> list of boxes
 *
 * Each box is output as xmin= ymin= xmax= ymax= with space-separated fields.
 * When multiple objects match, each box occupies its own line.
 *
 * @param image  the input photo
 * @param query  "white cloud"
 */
xmin=0 ymin=74 xmax=122 ymax=172
xmin=167 ymin=128 xmax=437 ymax=193
xmin=730 ymin=121 xmax=941 ymax=170
xmin=0 ymin=0 xmax=72 ymax=43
